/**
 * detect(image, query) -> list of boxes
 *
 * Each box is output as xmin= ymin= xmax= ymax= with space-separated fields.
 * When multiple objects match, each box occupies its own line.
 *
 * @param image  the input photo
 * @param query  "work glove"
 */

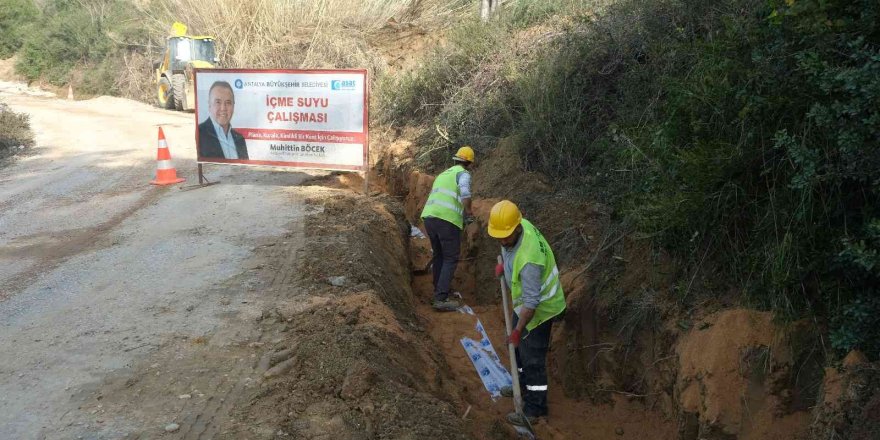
xmin=495 ymin=263 xmax=504 ymax=278
xmin=507 ymin=328 xmax=521 ymax=348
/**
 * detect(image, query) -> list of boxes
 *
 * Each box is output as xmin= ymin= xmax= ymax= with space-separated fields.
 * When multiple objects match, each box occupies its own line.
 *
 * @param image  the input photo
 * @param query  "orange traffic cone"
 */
xmin=150 ymin=127 xmax=186 ymax=185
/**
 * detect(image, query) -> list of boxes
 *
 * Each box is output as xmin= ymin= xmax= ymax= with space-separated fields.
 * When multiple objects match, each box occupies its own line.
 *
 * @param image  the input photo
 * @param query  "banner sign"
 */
xmin=193 ymin=68 xmax=368 ymax=171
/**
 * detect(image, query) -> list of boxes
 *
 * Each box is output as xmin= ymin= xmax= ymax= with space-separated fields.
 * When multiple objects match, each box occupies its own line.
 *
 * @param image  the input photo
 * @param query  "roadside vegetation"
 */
xmin=0 ymin=0 xmax=37 ymax=58
xmin=379 ymin=0 xmax=880 ymax=360
xmin=0 ymin=0 xmax=470 ymax=100
xmin=0 ymin=102 xmax=35 ymax=160
xmin=2 ymin=0 xmax=149 ymax=96
xmin=144 ymin=0 xmax=470 ymax=69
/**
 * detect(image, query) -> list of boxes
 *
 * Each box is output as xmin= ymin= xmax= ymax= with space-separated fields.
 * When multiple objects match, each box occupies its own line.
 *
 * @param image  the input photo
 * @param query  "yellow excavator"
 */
xmin=154 ymin=22 xmax=218 ymax=111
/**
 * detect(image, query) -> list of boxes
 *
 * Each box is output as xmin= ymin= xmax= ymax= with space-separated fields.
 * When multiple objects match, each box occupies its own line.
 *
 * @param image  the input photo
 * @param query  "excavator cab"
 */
xmin=154 ymin=23 xmax=218 ymax=111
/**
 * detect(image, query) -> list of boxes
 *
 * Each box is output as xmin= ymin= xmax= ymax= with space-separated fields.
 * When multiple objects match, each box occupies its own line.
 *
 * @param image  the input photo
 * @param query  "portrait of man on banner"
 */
xmin=198 ymin=81 xmax=248 ymax=160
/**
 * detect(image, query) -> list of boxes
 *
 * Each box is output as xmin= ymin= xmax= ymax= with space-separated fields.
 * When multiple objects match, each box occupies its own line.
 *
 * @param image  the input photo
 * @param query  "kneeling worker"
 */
xmin=488 ymin=200 xmax=566 ymax=426
xmin=420 ymin=146 xmax=475 ymax=311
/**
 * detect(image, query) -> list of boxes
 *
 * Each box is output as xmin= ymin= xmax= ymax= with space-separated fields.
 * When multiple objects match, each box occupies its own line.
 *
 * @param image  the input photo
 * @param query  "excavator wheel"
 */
xmin=157 ymin=76 xmax=174 ymax=110
xmin=171 ymin=73 xmax=187 ymax=111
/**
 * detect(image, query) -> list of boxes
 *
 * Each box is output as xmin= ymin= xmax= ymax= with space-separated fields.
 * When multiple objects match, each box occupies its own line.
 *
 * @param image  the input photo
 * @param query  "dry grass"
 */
xmin=142 ymin=0 xmax=471 ymax=70
xmin=116 ymin=52 xmax=156 ymax=103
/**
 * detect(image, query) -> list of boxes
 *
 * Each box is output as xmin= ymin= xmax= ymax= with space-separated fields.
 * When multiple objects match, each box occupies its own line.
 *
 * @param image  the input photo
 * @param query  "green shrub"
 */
xmin=0 ymin=0 xmax=38 ymax=58
xmin=520 ymin=0 xmax=880 ymax=357
xmin=497 ymin=0 xmax=599 ymax=28
xmin=831 ymin=294 xmax=880 ymax=357
xmin=625 ymin=0 xmax=880 ymax=324
xmin=15 ymin=0 xmax=147 ymax=94
xmin=0 ymin=105 xmax=35 ymax=158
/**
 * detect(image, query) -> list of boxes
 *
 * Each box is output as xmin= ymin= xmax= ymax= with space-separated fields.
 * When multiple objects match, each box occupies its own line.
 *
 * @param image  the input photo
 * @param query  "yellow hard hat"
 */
xmin=487 ymin=200 xmax=522 ymax=238
xmin=453 ymin=145 xmax=475 ymax=163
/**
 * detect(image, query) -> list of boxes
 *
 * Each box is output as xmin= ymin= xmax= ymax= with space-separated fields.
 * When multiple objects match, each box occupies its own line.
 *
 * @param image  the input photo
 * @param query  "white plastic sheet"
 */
xmin=460 ymin=316 xmax=513 ymax=400
xmin=410 ymin=225 xmax=427 ymax=239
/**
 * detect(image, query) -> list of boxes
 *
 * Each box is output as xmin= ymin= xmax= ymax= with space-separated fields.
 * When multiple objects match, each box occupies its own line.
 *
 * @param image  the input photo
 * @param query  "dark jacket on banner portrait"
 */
xmin=198 ymin=118 xmax=249 ymax=160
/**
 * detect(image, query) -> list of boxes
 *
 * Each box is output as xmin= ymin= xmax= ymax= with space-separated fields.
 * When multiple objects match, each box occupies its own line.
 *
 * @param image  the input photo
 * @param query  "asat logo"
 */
xmin=234 ymin=79 xmax=243 ymax=89
xmin=331 ymin=79 xmax=356 ymax=90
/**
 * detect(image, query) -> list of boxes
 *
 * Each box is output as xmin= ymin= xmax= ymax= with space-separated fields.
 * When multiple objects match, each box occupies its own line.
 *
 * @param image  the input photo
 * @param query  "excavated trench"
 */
xmin=223 ymin=134 xmax=843 ymax=440
xmin=369 ymin=142 xmax=675 ymax=439
xmin=231 ymin=168 xmax=673 ymax=439
xmin=364 ymin=136 xmax=834 ymax=440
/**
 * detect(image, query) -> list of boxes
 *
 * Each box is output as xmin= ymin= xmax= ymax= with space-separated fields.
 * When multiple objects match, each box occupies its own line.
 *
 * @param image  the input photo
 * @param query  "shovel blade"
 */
xmin=513 ymin=425 xmax=537 ymax=439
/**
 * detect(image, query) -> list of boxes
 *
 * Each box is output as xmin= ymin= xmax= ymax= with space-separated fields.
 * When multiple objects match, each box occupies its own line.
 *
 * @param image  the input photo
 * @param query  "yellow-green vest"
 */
xmin=420 ymin=165 xmax=466 ymax=229
xmin=510 ymin=219 xmax=566 ymax=331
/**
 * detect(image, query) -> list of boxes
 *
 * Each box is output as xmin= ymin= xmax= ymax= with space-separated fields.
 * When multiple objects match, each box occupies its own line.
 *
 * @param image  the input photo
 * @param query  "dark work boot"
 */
xmin=431 ymin=298 xmax=460 ymax=311
xmin=506 ymin=412 xmax=537 ymax=427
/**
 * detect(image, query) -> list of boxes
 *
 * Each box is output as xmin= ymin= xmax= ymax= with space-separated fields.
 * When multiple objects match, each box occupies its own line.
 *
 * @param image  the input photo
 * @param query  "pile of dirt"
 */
xmin=470 ymin=136 xmax=551 ymax=202
xmin=675 ymin=309 xmax=817 ymax=439
xmin=236 ymin=190 xmax=472 ymax=439
xmin=546 ymin=236 xmax=682 ymax=427
xmin=296 ymin=192 xmax=413 ymax=319
xmin=368 ymin=23 xmax=444 ymax=74
xmin=811 ymin=352 xmax=880 ymax=440
xmin=370 ymin=129 xmax=414 ymax=189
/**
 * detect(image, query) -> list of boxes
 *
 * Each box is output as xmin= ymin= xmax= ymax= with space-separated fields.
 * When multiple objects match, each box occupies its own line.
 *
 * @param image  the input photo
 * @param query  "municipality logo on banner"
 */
xmin=331 ymin=79 xmax=356 ymax=91
xmin=234 ymin=79 xmax=244 ymax=89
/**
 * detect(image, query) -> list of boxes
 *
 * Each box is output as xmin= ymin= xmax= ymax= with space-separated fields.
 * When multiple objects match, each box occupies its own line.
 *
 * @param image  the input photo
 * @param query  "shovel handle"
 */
xmin=498 ymin=256 xmax=525 ymax=414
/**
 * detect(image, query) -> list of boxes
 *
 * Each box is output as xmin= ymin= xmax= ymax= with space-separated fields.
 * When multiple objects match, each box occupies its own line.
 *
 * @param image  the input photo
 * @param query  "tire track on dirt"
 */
xmin=0 ymin=187 xmax=165 ymax=299
xmin=175 ymin=231 xmax=303 ymax=439
xmin=178 ymin=360 xmax=251 ymax=440
xmin=266 ymin=232 xmax=302 ymax=290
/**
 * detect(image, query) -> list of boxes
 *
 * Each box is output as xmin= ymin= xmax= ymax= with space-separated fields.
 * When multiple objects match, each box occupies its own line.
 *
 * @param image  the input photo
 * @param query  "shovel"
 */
xmin=497 ymin=255 xmax=537 ymax=439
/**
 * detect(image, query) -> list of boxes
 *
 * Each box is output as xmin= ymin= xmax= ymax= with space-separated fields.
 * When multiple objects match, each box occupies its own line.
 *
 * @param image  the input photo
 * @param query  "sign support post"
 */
xmin=197 ymin=163 xmax=218 ymax=186
xmin=181 ymin=162 xmax=220 ymax=191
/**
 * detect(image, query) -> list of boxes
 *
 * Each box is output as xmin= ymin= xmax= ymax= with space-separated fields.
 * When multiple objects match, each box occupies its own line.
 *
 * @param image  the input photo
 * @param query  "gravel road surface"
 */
xmin=0 ymin=83 xmax=323 ymax=439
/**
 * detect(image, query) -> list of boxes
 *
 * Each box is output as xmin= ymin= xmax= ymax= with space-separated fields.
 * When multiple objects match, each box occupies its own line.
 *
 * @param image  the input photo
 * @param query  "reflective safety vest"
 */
xmin=420 ymin=165 xmax=466 ymax=229
xmin=510 ymin=219 xmax=566 ymax=331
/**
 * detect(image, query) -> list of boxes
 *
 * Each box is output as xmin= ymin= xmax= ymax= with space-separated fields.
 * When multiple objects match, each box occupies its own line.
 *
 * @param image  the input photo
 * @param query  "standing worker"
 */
xmin=488 ymin=200 xmax=565 ymax=426
xmin=421 ymin=146 xmax=475 ymax=311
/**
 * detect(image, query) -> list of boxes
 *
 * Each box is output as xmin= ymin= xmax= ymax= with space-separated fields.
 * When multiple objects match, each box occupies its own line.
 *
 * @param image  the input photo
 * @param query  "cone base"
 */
xmin=150 ymin=177 xmax=186 ymax=186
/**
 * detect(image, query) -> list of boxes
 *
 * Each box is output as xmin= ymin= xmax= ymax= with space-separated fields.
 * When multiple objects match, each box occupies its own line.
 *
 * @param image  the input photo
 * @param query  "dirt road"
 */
xmin=0 ymin=82 xmax=323 ymax=439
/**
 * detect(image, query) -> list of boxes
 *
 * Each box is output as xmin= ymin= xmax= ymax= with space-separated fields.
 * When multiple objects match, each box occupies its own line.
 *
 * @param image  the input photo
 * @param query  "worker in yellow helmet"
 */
xmin=488 ymin=200 xmax=565 ymax=426
xmin=420 ymin=146 xmax=475 ymax=311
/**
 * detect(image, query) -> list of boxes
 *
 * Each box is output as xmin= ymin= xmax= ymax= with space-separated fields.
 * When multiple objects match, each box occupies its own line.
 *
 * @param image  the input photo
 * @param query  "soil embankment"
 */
xmin=374 ymin=136 xmax=677 ymax=439
xmin=233 ymin=189 xmax=473 ymax=438
xmin=369 ymin=131 xmax=841 ymax=439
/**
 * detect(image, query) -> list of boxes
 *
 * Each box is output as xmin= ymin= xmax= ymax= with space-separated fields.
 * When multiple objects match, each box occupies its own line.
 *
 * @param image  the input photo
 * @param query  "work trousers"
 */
xmin=513 ymin=314 xmax=552 ymax=417
xmin=424 ymin=216 xmax=461 ymax=302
